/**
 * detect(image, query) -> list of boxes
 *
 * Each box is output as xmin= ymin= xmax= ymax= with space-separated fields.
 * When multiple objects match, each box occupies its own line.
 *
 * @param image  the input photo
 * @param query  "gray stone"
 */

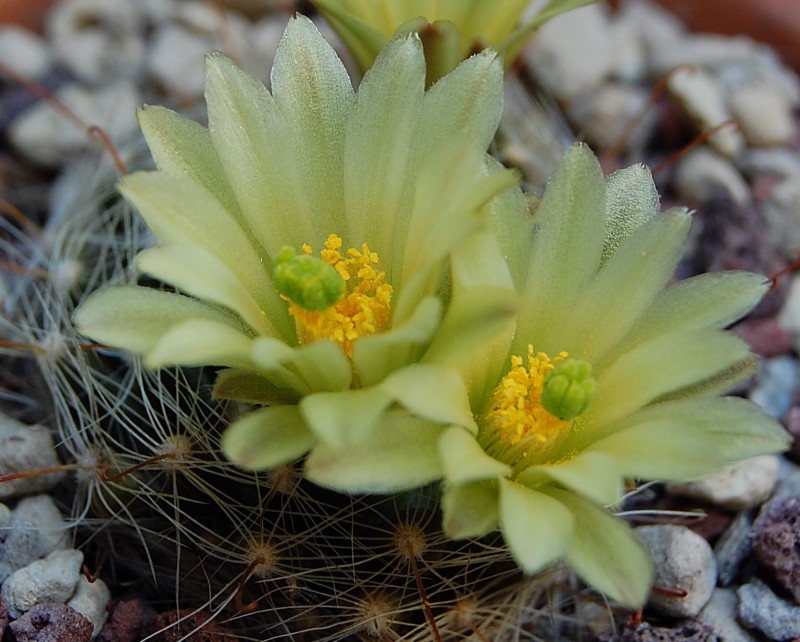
xmin=729 ymin=84 xmax=796 ymax=148
xmin=567 ymin=83 xmax=649 ymax=150
xmin=8 ymin=82 xmax=141 ymax=168
xmin=737 ymin=578 xmax=800 ymax=641
xmin=714 ymin=511 xmax=753 ymax=586
xmin=667 ymin=67 xmax=744 ymax=158
xmin=8 ymin=601 xmax=93 ymax=642
xmin=67 ymin=576 xmax=110 ymax=637
xmin=667 ymin=456 xmax=781 ymax=511
xmin=147 ymin=25 xmax=211 ymax=98
xmin=672 ymin=147 xmax=750 ymax=207
xmin=0 ymin=415 xmax=65 ymax=500
xmin=636 ymin=525 xmax=717 ymax=617
xmin=525 ymin=3 xmax=614 ymax=103
xmin=698 ymin=588 xmax=757 ymax=642
xmin=762 ymin=176 xmax=800 ymax=257
xmin=0 ymin=26 xmax=51 ymax=80
xmin=12 ymin=495 xmax=70 ymax=555
xmin=750 ymin=356 xmax=798 ymax=420
xmin=0 ymin=517 xmax=42 ymax=584
xmin=46 ymin=0 xmax=145 ymax=85
xmin=752 ymin=495 xmax=800 ymax=603
xmin=1 ymin=548 xmax=83 ymax=619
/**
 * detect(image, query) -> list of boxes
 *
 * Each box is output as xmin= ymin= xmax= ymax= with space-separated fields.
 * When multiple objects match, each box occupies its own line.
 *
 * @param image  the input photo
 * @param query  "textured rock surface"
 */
xmin=96 ymin=597 xmax=145 ymax=642
xmin=737 ymin=577 xmax=800 ymax=641
xmin=1 ymin=548 xmax=83 ymax=619
xmin=67 ymin=576 xmax=111 ymax=637
xmin=714 ymin=511 xmax=754 ymax=586
xmin=636 ymin=525 xmax=717 ymax=617
xmin=8 ymin=600 xmax=93 ymax=642
xmin=0 ymin=415 xmax=65 ymax=500
xmin=752 ymin=494 xmax=800 ymax=602
xmin=698 ymin=588 xmax=757 ymax=642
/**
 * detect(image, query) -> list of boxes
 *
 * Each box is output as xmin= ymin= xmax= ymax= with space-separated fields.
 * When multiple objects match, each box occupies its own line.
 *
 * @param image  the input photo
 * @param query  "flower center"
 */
xmin=478 ymin=346 xmax=594 ymax=473
xmin=281 ymin=234 xmax=392 ymax=357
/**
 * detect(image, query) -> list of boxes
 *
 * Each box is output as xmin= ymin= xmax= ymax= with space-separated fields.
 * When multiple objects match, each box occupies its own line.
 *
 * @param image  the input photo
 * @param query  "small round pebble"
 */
xmin=8 ymin=601 xmax=93 ymax=642
xmin=636 ymin=525 xmax=717 ymax=617
xmin=752 ymin=494 xmax=800 ymax=602
xmin=737 ymin=577 xmax=800 ymax=641
xmin=0 ymin=414 xmax=65 ymax=500
xmin=8 ymin=82 xmax=141 ymax=167
xmin=1 ymin=548 xmax=83 ymax=619
xmin=67 ymin=576 xmax=111 ymax=637
xmin=698 ymin=588 xmax=758 ymax=642
xmin=713 ymin=511 xmax=754 ymax=586
xmin=667 ymin=455 xmax=781 ymax=511
xmin=12 ymin=494 xmax=70 ymax=555
xmin=729 ymin=83 xmax=796 ymax=148
xmin=749 ymin=356 xmax=798 ymax=420
xmin=667 ymin=67 xmax=745 ymax=158
xmin=0 ymin=26 xmax=52 ymax=80
xmin=0 ymin=517 xmax=43 ymax=584
xmin=672 ymin=147 xmax=751 ymax=207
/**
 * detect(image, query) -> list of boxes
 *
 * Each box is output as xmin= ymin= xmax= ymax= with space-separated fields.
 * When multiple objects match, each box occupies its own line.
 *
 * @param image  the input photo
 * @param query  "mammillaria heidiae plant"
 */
xmin=307 ymin=144 xmax=791 ymax=607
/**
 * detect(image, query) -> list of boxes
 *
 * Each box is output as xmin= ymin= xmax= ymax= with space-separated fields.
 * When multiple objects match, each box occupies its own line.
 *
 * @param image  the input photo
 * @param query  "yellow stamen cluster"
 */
xmin=479 ymin=345 xmax=571 ymax=469
xmin=287 ymin=234 xmax=392 ymax=357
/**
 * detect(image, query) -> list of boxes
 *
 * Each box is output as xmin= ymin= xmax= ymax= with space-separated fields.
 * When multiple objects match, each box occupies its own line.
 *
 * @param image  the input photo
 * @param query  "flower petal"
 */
xmin=512 ymin=143 xmax=607 ymax=356
xmin=442 ymin=479 xmax=500 ymax=539
xmin=136 ymin=105 xmax=240 ymax=217
xmin=351 ymin=295 xmax=442 ymax=387
xmin=344 ymin=32 xmax=425 ymax=260
xmin=212 ymin=368 xmax=299 ymax=405
xmin=518 ymin=451 xmax=622 ymax=507
xmin=439 ymin=426 xmax=510 ymax=484
xmin=221 ymin=405 xmax=314 ymax=470
xmin=381 ymin=364 xmax=476 ymax=429
xmin=287 ymin=340 xmax=353 ymax=393
xmin=271 ymin=14 xmax=353 ymax=237
xmin=305 ymin=412 xmax=445 ymax=493
xmin=589 ymin=329 xmax=754 ymax=431
xmin=498 ymin=478 xmax=574 ymax=574
xmin=73 ymin=286 xmax=239 ymax=354
xmin=145 ymin=319 xmax=255 ymax=369
xmin=545 ymin=488 xmax=653 ymax=608
xmin=558 ymin=210 xmax=691 ymax=361
xmin=301 ymin=387 xmax=393 ymax=447
xmin=135 ymin=245 xmax=273 ymax=336
xmin=584 ymin=396 xmax=790 ymax=480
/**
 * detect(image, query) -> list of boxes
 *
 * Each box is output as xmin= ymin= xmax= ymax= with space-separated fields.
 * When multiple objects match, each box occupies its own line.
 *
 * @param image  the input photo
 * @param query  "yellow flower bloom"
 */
xmin=313 ymin=0 xmax=595 ymax=82
xmin=73 ymin=15 xmax=518 ymax=474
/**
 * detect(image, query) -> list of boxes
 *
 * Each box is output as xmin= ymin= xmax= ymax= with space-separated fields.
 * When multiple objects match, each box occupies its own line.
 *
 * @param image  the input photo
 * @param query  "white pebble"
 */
xmin=616 ymin=0 xmax=686 ymax=56
xmin=672 ymin=147 xmax=751 ymax=206
xmin=667 ymin=67 xmax=744 ymax=158
xmin=0 ymin=502 xmax=10 ymax=528
xmin=67 ymin=575 xmax=111 ymax=638
xmin=1 ymin=548 xmax=84 ymax=619
xmin=667 ymin=455 xmax=781 ymax=511
xmin=525 ymin=3 xmax=614 ymax=103
xmin=8 ymin=81 xmax=141 ymax=168
xmin=762 ymin=176 xmax=800 ymax=256
xmin=651 ymin=34 xmax=760 ymax=76
xmin=568 ymin=82 xmax=649 ymax=150
xmin=729 ymin=84 xmax=796 ymax=148
xmin=780 ymin=276 xmax=800 ymax=352
xmin=0 ymin=26 xmax=52 ymax=80
xmin=698 ymin=588 xmax=758 ymax=642
xmin=46 ymin=0 xmax=145 ymax=85
xmin=636 ymin=525 xmax=717 ymax=617
xmin=12 ymin=494 xmax=70 ymax=555
xmin=147 ymin=25 xmax=213 ymax=98
xmin=738 ymin=148 xmax=800 ymax=180
xmin=0 ymin=414 xmax=65 ymax=500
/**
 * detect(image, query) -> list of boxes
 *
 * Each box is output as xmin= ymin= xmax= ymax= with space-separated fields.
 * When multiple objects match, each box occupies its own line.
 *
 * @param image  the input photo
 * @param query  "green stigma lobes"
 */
xmin=540 ymin=358 xmax=596 ymax=420
xmin=273 ymin=246 xmax=345 ymax=311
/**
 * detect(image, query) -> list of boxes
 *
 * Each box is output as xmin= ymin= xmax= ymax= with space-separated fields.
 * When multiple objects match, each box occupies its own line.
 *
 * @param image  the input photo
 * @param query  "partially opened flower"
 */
xmin=74 ymin=15 xmax=519 ymax=473
xmin=307 ymin=144 xmax=790 ymax=607
xmin=313 ymin=0 xmax=595 ymax=83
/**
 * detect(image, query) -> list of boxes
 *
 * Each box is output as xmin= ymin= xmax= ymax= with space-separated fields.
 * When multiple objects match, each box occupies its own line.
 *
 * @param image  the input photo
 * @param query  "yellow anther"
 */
xmin=285 ymin=234 xmax=393 ymax=358
xmin=479 ymin=346 xmax=573 ymax=470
